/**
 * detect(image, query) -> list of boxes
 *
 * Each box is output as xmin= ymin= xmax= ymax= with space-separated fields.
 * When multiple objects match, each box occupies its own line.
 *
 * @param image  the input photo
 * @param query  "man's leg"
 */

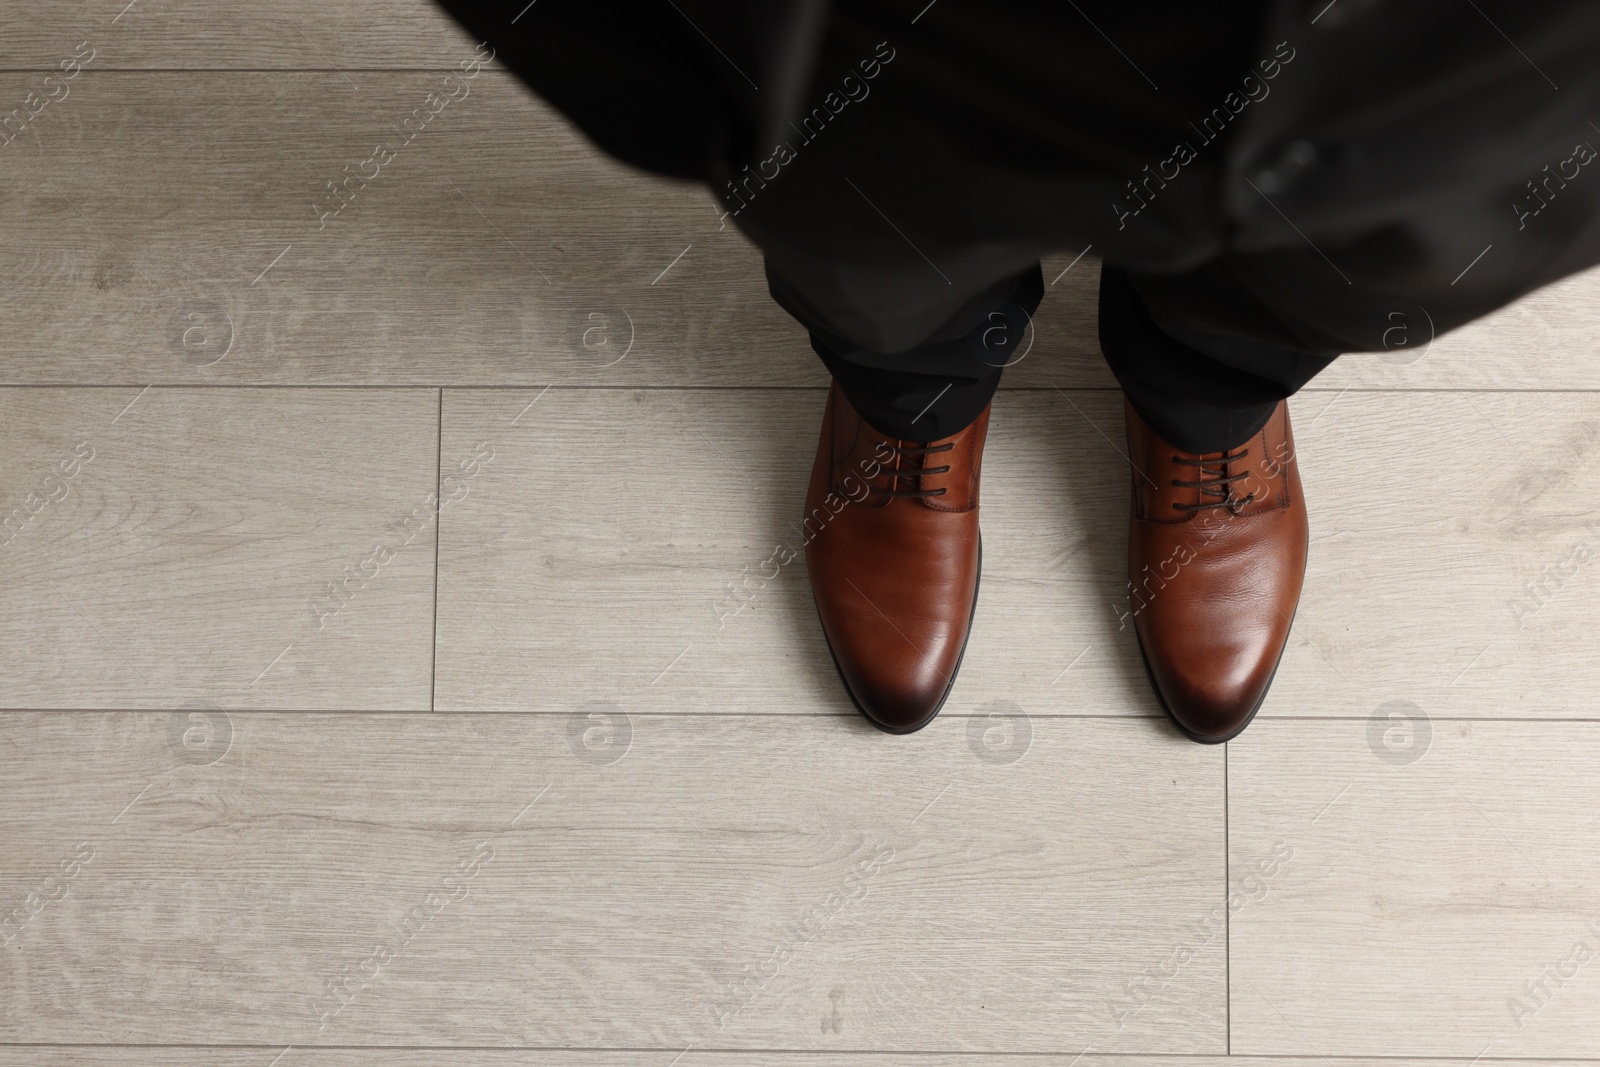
xmin=1098 ymin=265 xmax=1336 ymax=455
xmin=769 ymin=260 xmax=1042 ymax=439
xmin=765 ymin=249 xmax=1042 ymax=733
xmin=1097 ymin=263 xmax=1318 ymax=743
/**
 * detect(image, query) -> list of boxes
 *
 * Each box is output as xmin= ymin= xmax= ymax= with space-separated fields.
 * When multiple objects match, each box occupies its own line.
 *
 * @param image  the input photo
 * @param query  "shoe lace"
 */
xmin=874 ymin=441 xmax=952 ymax=499
xmin=1170 ymin=447 xmax=1256 ymax=514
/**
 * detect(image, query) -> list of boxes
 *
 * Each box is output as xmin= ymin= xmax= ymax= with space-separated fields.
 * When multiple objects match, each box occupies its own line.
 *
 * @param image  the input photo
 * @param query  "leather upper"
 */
xmin=1126 ymin=398 xmax=1308 ymax=742
xmin=804 ymin=382 xmax=985 ymax=732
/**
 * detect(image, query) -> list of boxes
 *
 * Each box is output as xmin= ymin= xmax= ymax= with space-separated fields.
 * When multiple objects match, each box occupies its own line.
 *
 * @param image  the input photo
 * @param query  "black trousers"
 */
xmin=755 ymin=167 xmax=1600 ymax=452
xmin=764 ymin=247 xmax=1337 ymax=452
xmin=430 ymin=0 xmax=1600 ymax=452
xmin=720 ymin=0 xmax=1600 ymax=453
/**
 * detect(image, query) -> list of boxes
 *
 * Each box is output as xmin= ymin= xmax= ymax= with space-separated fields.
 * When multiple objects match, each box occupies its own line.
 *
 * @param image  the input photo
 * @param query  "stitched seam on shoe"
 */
xmin=834 ymin=411 xmax=858 ymax=485
xmin=1261 ymin=416 xmax=1291 ymax=514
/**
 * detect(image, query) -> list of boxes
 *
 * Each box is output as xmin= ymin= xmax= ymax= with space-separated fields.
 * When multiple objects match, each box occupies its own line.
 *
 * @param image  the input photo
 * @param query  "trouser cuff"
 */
xmin=776 ymin=264 xmax=1043 ymax=441
xmin=1098 ymin=265 xmax=1333 ymax=453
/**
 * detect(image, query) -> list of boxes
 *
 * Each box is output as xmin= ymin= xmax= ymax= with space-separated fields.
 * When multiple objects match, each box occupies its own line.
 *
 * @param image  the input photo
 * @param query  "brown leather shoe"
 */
xmin=1123 ymin=398 xmax=1308 ymax=743
xmin=804 ymin=381 xmax=986 ymax=733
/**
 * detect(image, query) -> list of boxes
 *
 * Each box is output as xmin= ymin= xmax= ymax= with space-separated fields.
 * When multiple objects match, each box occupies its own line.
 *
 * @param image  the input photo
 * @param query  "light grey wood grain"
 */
xmin=9 ymin=1055 xmax=1595 ymax=1067
xmin=0 ymin=711 xmax=1224 ymax=1051
xmin=0 ymin=72 xmax=830 ymax=388
xmin=1271 ymin=389 xmax=1600 ymax=719
xmin=0 ymin=0 xmax=478 ymax=70
xmin=1229 ymin=719 xmax=1600 ymax=1058
xmin=4 ymin=73 xmax=1593 ymax=390
xmin=0 ymin=387 xmax=439 ymax=709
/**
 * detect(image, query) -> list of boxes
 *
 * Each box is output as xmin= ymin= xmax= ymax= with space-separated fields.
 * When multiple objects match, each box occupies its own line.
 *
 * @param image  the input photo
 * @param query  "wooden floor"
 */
xmin=4 ymin=3 xmax=1600 ymax=1064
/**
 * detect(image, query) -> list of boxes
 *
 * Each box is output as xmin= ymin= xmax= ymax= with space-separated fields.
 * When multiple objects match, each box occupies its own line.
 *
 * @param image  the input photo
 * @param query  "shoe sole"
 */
xmin=1132 ymin=604 xmax=1296 ymax=745
xmin=814 ymin=535 xmax=983 ymax=736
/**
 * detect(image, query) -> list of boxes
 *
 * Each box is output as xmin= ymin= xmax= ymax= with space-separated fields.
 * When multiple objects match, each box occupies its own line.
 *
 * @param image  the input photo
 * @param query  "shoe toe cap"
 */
xmin=826 ymin=611 xmax=967 ymax=733
xmin=838 ymin=652 xmax=956 ymax=733
xmin=1137 ymin=612 xmax=1287 ymax=743
xmin=1148 ymin=653 xmax=1276 ymax=742
xmin=804 ymin=499 xmax=982 ymax=735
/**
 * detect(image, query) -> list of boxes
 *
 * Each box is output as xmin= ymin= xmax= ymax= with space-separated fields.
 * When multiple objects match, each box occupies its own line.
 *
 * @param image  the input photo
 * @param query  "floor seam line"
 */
xmin=430 ymin=386 xmax=443 ymax=712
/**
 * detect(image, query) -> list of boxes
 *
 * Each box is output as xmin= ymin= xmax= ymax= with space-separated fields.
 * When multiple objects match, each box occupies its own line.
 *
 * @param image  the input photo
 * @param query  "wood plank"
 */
xmin=0 ymin=711 xmax=1224 ymax=1051
xmin=5 ymin=73 xmax=1593 ymax=390
xmin=1274 ymin=389 xmax=1600 ymax=719
xmin=0 ymin=387 xmax=439 ymax=709
xmin=1229 ymin=719 xmax=1600 ymax=1058
xmin=8 ymin=1056 xmax=1594 ymax=1067
xmin=0 ymin=0 xmax=477 ymax=70
xmin=5 ymin=383 xmax=1576 ymax=720
xmin=0 ymin=72 xmax=832 ymax=388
